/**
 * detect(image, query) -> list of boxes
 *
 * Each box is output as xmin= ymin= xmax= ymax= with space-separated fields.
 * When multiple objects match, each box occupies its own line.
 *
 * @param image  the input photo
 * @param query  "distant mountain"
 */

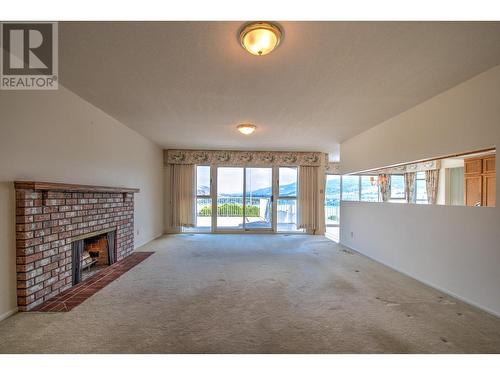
xmin=246 ymin=185 xmax=271 ymax=197
xmin=250 ymin=182 xmax=296 ymax=197
xmin=325 ymin=179 xmax=340 ymax=195
xmin=197 ymin=185 xmax=210 ymax=195
xmin=212 ymin=176 xmax=403 ymax=202
xmin=223 ymin=179 xmax=345 ymax=197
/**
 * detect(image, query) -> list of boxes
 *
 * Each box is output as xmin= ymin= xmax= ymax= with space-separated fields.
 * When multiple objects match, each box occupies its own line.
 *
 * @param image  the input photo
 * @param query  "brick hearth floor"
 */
xmin=33 ymin=252 xmax=154 ymax=312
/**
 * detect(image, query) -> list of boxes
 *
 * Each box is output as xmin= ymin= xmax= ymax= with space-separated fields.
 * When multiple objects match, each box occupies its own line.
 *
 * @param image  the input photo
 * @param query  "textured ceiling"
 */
xmin=59 ymin=22 xmax=500 ymax=161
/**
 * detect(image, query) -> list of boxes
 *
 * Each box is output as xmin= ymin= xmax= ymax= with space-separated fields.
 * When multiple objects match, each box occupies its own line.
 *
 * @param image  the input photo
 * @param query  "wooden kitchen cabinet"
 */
xmin=464 ymin=155 xmax=496 ymax=207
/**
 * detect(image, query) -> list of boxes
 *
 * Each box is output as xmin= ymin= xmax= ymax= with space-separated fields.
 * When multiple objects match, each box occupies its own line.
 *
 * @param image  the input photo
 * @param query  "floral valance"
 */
xmin=325 ymin=161 xmax=340 ymax=174
xmin=165 ymin=149 xmax=327 ymax=167
xmin=377 ymin=160 xmax=441 ymax=174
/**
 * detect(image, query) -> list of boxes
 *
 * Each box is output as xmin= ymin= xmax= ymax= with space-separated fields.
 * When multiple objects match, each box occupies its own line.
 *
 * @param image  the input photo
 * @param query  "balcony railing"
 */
xmin=325 ymin=205 xmax=340 ymax=225
xmin=197 ymin=197 xmax=266 ymax=217
xmin=197 ymin=197 xmax=337 ymax=225
xmin=196 ymin=197 xmax=297 ymax=221
xmin=192 ymin=196 xmax=302 ymax=231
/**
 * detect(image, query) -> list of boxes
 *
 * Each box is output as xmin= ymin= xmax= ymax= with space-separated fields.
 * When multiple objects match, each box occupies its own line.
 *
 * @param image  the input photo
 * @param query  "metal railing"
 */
xmin=196 ymin=197 xmax=299 ymax=223
xmin=277 ymin=199 xmax=297 ymax=224
xmin=197 ymin=197 xmax=266 ymax=217
xmin=197 ymin=197 xmax=337 ymax=226
xmin=325 ymin=205 xmax=340 ymax=225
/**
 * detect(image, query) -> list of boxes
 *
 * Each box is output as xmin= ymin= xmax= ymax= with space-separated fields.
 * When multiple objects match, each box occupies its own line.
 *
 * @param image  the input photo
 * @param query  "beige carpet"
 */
xmin=0 ymin=234 xmax=499 ymax=353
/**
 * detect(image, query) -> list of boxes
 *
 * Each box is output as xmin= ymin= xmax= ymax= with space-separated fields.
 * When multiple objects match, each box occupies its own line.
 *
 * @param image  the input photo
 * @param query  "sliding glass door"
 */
xmin=216 ymin=167 xmax=244 ymax=229
xmin=245 ymin=168 xmax=273 ymax=230
xmin=216 ymin=167 xmax=273 ymax=231
xmin=277 ymin=167 xmax=299 ymax=231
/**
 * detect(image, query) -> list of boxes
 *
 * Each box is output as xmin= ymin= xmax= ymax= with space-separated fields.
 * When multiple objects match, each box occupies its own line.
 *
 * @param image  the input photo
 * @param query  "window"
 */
xmin=195 ymin=166 xmax=212 ymax=229
xmin=341 ymin=175 xmax=360 ymax=201
xmin=390 ymin=175 xmax=406 ymax=200
xmin=325 ymin=175 xmax=341 ymax=225
xmin=277 ymin=167 xmax=300 ymax=232
xmin=340 ymin=175 xmax=379 ymax=202
xmin=360 ymin=176 xmax=379 ymax=202
xmin=415 ymin=171 xmax=428 ymax=204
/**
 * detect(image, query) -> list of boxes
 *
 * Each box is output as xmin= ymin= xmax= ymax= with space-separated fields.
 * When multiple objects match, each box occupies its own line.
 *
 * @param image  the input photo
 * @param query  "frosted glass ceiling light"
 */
xmin=240 ymin=22 xmax=282 ymax=56
xmin=237 ymin=123 xmax=256 ymax=135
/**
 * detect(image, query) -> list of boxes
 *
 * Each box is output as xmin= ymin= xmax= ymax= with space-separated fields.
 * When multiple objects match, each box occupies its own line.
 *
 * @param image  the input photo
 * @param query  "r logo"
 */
xmin=1 ymin=22 xmax=58 ymax=90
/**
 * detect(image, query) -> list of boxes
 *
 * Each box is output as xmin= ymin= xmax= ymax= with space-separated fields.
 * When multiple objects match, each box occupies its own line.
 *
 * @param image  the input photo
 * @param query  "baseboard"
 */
xmin=0 ymin=307 xmax=18 ymax=322
xmin=134 ymin=232 xmax=164 ymax=249
xmin=151 ymin=232 xmax=164 ymax=240
xmin=325 ymin=233 xmax=339 ymax=242
xmin=164 ymin=229 xmax=181 ymax=234
xmin=339 ymin=241 xmax=500 ymax=319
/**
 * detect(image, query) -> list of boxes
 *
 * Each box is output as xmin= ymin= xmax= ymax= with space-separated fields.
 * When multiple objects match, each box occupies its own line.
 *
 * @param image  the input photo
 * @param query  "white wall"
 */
xmin=0 ymin=86 xmax=164 ymax=320
xmin=340 ymin=64 xmax=500 ymax=316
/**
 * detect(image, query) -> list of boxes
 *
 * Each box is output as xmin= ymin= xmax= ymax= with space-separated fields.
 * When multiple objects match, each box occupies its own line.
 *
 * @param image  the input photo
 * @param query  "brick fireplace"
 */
xmin=15 ymin=181 xmax=139 ymax=311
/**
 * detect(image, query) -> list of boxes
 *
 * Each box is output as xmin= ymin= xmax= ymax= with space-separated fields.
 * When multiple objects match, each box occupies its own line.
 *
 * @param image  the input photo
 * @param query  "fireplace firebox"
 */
xmin=72 ymin=230 xmax=116 ymax=285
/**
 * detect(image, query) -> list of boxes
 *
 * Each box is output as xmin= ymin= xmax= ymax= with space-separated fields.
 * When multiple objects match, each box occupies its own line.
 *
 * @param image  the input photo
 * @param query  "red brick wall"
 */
xmin=15 ymin=190 xmax=135 ymax=311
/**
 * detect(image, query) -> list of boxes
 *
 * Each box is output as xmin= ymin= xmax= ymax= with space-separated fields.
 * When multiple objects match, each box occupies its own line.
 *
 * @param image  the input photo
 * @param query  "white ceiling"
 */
xmin=59 ymin=22 xmax=500 ymax=161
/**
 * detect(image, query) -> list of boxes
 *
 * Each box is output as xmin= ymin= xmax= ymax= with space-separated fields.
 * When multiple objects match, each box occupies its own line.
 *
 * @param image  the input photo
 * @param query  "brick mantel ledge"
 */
xmin=14 ymin=181 xmax=139 ymax=193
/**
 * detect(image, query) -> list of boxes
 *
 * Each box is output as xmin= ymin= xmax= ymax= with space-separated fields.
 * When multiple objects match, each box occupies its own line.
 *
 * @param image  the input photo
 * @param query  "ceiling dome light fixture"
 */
xmin=237 ymin=123 xmax=257 ymax=135
xmin=240 ymin=22 xmax=282 ymax=56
